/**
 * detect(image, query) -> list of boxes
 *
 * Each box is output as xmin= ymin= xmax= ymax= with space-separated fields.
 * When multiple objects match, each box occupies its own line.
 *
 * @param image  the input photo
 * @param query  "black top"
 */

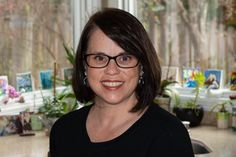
xmin=50 ymin=103 xmax=194 ymax=157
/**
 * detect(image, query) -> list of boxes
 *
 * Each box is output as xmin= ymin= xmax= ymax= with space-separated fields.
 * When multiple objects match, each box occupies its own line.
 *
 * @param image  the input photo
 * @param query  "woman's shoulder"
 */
xmin=52 ymin=105 xmax=92 ymax=129
xmin=146 ymin=103 xmax=186 ymax=134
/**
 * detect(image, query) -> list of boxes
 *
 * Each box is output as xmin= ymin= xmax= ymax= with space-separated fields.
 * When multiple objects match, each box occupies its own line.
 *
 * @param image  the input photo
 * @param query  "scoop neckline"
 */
xmin=83 ymin=104 xmax=153 ymax=146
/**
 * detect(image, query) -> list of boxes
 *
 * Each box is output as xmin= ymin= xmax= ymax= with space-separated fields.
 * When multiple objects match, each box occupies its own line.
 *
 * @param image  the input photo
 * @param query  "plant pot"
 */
xmin=174 ymin=106 xmax=204 ymax=127
xmin=217 ymin=112 xmax=230 ymax=129
xmin=31 ymin=114 xmax=43 ymax=131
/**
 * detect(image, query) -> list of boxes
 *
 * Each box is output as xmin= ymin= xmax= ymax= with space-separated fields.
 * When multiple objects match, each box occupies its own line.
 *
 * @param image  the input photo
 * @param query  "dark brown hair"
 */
xmin=72 ymin=8 xmax=161 ymax=112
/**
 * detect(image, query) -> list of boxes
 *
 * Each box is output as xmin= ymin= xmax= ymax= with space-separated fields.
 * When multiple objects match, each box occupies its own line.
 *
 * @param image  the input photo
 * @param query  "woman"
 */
xmin=50 ymin=8 xmax=194 ymax=157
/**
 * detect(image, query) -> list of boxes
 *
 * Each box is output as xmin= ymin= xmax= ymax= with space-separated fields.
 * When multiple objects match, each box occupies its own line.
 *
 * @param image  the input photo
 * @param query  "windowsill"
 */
xmin=0 ymin=86 xmax=66 ymax=116
xmin=1 ymin=86 xmax=236 ymax=115
xmin=171 ymin=86 xmax=236 ymax=112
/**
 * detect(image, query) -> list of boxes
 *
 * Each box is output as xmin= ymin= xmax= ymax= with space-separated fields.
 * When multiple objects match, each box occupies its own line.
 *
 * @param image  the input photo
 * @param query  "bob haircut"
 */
xmin=72 ymin=8 xmax=161 ymax=112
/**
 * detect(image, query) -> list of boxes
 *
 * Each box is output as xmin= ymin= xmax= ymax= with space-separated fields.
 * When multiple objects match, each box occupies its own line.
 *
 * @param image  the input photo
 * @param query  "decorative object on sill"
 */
xmin=230 ymin=72 xmax=236 ymax=90
xmin=16 ymin=72 xmax=34 ymax=92
xmin=161 ymin=66 xmax=179 ymax=83
xmin=204 ymin=69 xmax=223 ymax=89
xmin=211 ymin=100 xmax=233 ymax=129
xmin=18 ymin=96 xmax=25 ymax=103
xmin=0 ymin=75 xmax=8 ymax=96
xmin=173 ymin=72 xmax=206 ymax=127
xmin=182 ymin=67 xmax=200 ymax=88
xmin=0 ymin=85 xmax=22 ymax=104
xmin=39 ymin=70 xmax=53 ymax=90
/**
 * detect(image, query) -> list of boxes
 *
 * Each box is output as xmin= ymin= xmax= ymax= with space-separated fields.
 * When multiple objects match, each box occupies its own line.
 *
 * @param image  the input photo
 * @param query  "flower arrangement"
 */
xmin=0 ymin=85 xmax=24 ymax=104
xmin=7 ymin=85 xmax=20 ymax=98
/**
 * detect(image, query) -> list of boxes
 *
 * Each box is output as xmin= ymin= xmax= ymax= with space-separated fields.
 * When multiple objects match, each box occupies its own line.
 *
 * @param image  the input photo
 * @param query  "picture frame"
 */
xmin=204 ymin=69 xmax=223 ymax=89
xmin=0 ymin=76 xmax=8 ymax=96
xmin=16 ymin=72 xmax=33 ymax=92
xmin=19 ymin=111 xmax=35 ymax=136
xmin=39 ymin=70 xmax=53 ymax=90
xmin=0 ymin=115 xmax=21 ymax=136
xmin=161 ymin=66 xmax=179 ymax=82
xmin=62 ymin=67 xmax=73 ymax=81
xmin=230 ymin=72 xmax=236 ymax=90
xmin=182 ymin=67 xmax=200 ymax=88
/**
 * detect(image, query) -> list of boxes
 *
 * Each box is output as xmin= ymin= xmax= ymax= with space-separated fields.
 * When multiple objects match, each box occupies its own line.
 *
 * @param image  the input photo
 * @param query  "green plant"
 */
xmin=159 ymin=79 xmax=178 ymax=97
xmin=175 ymin=72 xmax=206 ymax=109
xmin=211 ymin=101 xmax=233 ymax=113
xmin=55 ymin=43 xmax=75 ymax=86
xmin=179 ymin=72 xmax=206 ymax=109
xmin=211 ymin=100 xmax=233 ymax=129
xmin=38 ymin=43 xmax=78 ymax=118
xmin=38 ymin=88 xmax=78 ymax=118
xmin=173 ymin=72 xmax=205 ymax=126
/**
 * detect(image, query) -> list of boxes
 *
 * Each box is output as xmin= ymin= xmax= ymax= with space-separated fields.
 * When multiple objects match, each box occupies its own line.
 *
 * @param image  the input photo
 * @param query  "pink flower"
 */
xmin=7 ymin=85 xmax=20 ymax=98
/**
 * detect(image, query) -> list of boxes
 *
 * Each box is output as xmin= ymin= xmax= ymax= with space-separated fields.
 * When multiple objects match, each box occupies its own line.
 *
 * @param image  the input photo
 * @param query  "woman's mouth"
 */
xmin=101 ymin=81 xmax=124 ymax=89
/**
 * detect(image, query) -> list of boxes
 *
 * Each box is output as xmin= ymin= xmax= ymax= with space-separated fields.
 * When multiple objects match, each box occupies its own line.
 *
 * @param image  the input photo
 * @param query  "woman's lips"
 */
xmin=101 ymin=81 xmax=124 ymax=89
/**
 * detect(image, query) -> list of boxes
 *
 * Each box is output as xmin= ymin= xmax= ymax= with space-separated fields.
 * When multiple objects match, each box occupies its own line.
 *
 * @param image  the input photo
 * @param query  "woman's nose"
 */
xmin=104 ymin=59 xmax=120 ymax=75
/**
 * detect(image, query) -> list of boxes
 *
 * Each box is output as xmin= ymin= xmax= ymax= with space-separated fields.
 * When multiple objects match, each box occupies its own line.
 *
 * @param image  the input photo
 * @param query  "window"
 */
xmin=0 ymin=0 xmax=73 ymax=89
xmin=137 ymin=0 xmax=236 ymax=84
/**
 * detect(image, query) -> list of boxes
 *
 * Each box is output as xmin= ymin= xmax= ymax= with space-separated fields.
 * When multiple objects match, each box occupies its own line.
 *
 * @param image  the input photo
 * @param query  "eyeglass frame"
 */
xmin=84 ymin=53 xmax=140 ymax=68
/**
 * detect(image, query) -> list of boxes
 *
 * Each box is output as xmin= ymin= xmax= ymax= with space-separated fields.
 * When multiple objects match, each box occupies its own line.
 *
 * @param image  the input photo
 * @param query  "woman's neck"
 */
xmin=86 ymin=98 xmax=147 ymax=142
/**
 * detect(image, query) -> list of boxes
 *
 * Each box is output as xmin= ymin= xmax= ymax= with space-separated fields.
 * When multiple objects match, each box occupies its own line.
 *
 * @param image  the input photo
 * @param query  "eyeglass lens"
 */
xmin=85 ymin=53 xmax=139 ymax=68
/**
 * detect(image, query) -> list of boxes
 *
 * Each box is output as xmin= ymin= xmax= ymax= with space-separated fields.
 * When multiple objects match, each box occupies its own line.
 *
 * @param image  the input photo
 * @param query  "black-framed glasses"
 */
xmin=84 ymin=53 xmax=139 ymax=68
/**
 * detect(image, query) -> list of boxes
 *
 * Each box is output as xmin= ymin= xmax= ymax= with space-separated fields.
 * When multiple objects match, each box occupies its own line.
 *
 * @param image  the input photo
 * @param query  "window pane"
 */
xmin=0 ymin=0 xmax=73 ymax=89
xmin=137 ymin=0 xmax=236 ymax=83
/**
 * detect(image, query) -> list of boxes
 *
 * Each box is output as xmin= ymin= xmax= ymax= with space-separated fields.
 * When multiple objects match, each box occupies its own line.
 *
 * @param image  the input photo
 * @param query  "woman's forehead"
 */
xmin=87 ymin=28 xmax=124 ymax=56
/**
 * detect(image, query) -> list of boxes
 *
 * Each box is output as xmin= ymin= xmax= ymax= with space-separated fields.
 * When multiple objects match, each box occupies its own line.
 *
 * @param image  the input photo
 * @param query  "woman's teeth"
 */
xmin=102 ymin=82 xmax=123 ymax=87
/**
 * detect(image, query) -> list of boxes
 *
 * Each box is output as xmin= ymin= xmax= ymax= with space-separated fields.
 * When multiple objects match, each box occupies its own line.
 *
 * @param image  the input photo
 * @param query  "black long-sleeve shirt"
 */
xmin=50 ymin=103 xmax=194 ymax=157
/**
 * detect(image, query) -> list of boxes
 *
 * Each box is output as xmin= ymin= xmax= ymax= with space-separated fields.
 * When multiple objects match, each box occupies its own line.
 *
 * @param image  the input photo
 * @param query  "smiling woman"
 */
xmin=49 ymin=8 xmax=194 ymax=157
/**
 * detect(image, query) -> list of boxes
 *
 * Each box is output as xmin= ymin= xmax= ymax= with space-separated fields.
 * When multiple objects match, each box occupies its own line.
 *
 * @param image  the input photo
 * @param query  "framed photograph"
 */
xmin=161 ymin=66 xmax=179 ymax=82
xmin=0 ymin=76 xmax=8 ymax=96
xmin=16 ymin=72 xmax=33 ymax=92
xmin=230 ymin=72 xmax=236 ymax=90
xmin=204 ymin=69 xmax=223 ymax=89
xmin=0 ymin=115 xmax=21 ymax=136
xmin=39 ymin=70 xmax=53 ymax=90
xmin=182 ymin=67 xmax=200 ymax=88
xmin=19 ymin=111 xmax=35 ymax=136
xmin=62 ymin=67 xmax=73 ymax=81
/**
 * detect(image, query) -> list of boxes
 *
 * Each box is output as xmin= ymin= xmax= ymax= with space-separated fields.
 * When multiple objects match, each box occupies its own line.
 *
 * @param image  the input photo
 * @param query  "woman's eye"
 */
xmin=94 ymin=55 xmax=106 ymax=61
xmin=120 ymin=55 xmax=132 ymax=62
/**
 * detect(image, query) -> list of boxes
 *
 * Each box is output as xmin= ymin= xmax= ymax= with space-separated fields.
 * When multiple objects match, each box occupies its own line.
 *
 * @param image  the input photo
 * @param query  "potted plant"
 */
xmin=154 ymin=79 xmax=178 ymax=112
xmin=173 ymin=72 xmax=206 ymax=127
xmin=38 ymin=88 xmax=78 ymax=135
xmin=211 ymin=100 xmax=233 ymax=129
xmin=37 ymin=43 xmax=78 ymax=135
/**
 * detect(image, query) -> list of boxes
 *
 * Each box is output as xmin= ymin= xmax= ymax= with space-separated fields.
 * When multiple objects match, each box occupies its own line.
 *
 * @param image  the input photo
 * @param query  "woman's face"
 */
xmin=86 ymin=28 xmax=140 ymax=106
